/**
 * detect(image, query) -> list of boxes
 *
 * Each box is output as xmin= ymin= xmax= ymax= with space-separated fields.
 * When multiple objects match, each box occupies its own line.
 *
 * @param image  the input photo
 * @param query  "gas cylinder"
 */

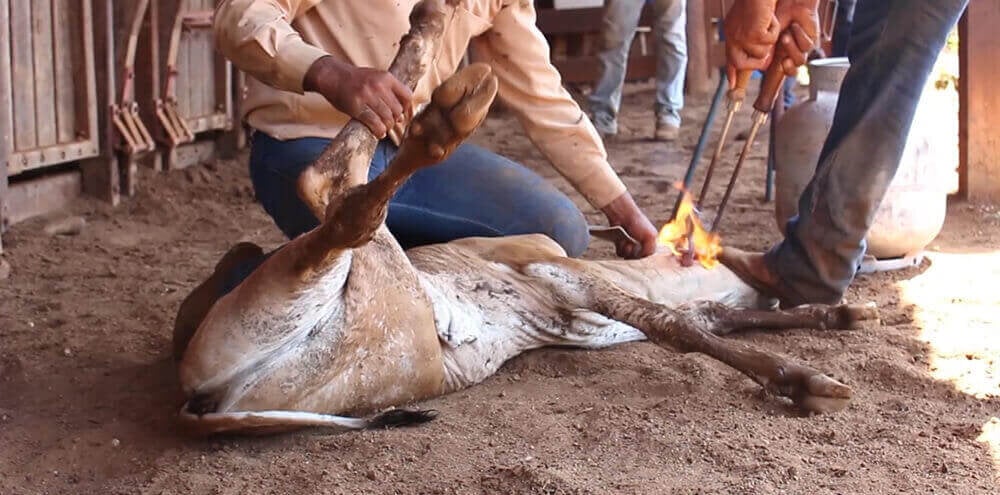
xmin=772 ymin=57 xmax=958 ymax=260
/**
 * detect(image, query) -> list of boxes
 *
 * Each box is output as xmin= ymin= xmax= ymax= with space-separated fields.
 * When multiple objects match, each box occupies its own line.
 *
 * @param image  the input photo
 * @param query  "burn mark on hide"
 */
xmin=471 ymin=279 xmax=517 ymax=298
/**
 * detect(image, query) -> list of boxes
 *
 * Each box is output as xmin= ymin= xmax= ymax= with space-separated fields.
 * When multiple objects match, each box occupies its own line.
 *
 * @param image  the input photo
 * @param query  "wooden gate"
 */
xmin=154 ymin=0 xmax=234 ymax=169
xmin=1 ymin=0 xmax=100 ymax=175
xmin=0 ymin=0 xmax=101 ymax=237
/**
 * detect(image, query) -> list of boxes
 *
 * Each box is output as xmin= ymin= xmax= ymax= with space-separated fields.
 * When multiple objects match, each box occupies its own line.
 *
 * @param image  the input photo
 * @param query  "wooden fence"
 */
xmin=0 ymin=0 xmax=243 ymax=254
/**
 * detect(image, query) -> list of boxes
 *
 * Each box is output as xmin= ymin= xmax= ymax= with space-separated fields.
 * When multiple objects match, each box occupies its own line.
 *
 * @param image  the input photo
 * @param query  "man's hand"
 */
xmin=723 ymin=0 xmax=781 ymax=85
xmin=303 ymin=56 xmax=413 ymax=139
xmin=601 ymin=192 xmax=658 ymax=259
xmin=773 ymin=0 xmax=821 ymax=76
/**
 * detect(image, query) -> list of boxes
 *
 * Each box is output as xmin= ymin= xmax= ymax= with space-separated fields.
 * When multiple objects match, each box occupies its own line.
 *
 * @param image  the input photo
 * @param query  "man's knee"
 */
xmin=248 ymin=132 xmax=331 ymax=239
xmin=544 ymin=203 xmax=590 ymax=258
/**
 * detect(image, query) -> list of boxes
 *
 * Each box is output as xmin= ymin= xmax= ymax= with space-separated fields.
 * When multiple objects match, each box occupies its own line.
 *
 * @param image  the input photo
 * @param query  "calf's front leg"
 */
xmin=526 ymin=262 xmax=877 ymax=414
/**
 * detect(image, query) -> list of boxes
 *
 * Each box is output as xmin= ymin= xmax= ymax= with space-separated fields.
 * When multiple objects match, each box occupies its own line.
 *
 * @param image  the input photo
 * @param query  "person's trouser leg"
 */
xmin=652 ymin=0 xmax=687 ymax=126
xmin=376 ymin=143 xmax=591 ymax=256
xmin=589 ymin=0 xmax=646 ymax=135
xmin=781 ymin=75 xmax=797 ymax=111
xmin=765 ymin=0 xmax=968 ymax=305
xmin=831 ymin=0 xmax=857 ymax=58
xmin=248 ymin=132 xmax=591 ymax=256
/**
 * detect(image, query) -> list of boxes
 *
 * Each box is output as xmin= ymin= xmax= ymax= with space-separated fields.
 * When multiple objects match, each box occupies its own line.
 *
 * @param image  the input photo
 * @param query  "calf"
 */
xmin=171 ymin=0 xmax=876 ymax=435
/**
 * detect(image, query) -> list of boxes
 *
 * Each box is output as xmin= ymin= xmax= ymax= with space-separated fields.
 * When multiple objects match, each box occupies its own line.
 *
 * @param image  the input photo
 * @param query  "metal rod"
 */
xmin=697 ymin=98 xmax=742 ymax=207
xmin=764 ymin=109 xmax=777 ymax=202
xmin=712 ymin=110 xmax=768 ymax=231
xmin=672 ymin=68 xmax=728 ymax=219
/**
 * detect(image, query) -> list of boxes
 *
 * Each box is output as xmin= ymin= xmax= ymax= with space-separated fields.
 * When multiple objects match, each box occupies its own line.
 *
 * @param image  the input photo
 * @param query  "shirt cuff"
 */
xmin=575 ymin=163 xmax=628 ymax=210
xmin=275 ymin=42 xmax=330 ymax=94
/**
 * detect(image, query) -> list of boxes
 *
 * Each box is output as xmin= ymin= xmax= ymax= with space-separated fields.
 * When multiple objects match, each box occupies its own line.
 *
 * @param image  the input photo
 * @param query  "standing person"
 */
xmin=589 ymin=0 xmax=688 ymax=141
xmin=720 ymin=0 xmax=969 ymax=307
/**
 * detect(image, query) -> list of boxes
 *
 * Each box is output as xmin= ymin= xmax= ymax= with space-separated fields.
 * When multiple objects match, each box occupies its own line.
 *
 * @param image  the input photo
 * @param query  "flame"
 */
xmin=656 ymin=182 xmax=722 ymax=269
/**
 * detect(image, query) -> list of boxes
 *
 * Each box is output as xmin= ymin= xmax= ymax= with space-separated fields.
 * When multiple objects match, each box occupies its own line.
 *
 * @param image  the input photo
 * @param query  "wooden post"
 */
xmin=81 ymin=0 xmax=122 ymax=205
xmin=685 ymin=0 xmax=711 ymax=96
xmin=137 ymin=0 xmax=165 ymax=172
xmin=217 ymin=69 xmax=246 ymax=159
xmin=958 ymin=4 xmax=1000 ymax=201
xmin=0 ymin=0 xmax=10 ymax=252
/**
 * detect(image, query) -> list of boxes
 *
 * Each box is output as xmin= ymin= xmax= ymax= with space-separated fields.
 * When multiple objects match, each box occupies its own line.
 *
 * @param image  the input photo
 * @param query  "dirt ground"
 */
xmin=2 ymin=81 xmax=998 ymax=495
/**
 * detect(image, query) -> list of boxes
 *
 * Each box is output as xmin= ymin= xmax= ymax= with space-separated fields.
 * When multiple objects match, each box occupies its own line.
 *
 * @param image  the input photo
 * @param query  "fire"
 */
xmin=656 ymin=183 xmax=722 ymax=269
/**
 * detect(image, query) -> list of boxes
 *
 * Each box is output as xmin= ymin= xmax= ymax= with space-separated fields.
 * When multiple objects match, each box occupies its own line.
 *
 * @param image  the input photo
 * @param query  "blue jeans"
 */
xmin=766 ymin=0 xmax=968 ymax=305
xmin=247 ymin=132 xmax=591 ymax=256
xmin=589 ymin=0 xmax=687 ymax=133
xmin=831 ymin=0 xmax=858 ymax=57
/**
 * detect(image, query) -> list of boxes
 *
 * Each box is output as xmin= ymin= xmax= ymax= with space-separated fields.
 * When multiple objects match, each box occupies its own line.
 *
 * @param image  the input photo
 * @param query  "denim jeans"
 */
xmin=831 ymin=0 xmax=858 ymax=57
xmin=766 ymin=0 xmax=968 ymax=305
xmin=589 ymin=0 xmax=687 ymax=133
xmin=247 ymin=131 xmax=591 ymax=256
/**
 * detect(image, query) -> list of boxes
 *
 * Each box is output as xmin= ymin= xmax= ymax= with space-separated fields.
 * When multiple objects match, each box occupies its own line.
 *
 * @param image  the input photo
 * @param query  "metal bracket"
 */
xmin=156 ymin=1 xmax=214 ymax=148
xmin=111 ymin=101 xmax=156 ymax=155
xmin=155 ymin=98 xmax=195 ymax=147
xmin=111 ymin=0 xmax=156 ymax=156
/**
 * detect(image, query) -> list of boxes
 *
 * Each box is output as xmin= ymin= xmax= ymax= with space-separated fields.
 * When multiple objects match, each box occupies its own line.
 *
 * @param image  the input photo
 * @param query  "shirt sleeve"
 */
xmin=213 ymin=0 xmax=330 ymax=94
xmin=470 ymin=0 xmax=627 ymax=210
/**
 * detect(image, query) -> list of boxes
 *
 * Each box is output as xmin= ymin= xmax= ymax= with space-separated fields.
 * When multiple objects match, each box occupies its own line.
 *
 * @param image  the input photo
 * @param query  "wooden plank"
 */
xmin=111 ymin=0 xmax=144 ymax=196
xmin=216 ymin=68 xmax=247 ymax=158
xmin=704 ymin=0 xmax=731 ymax=69
xmin=9 ymin=141 xmax=100 ymax=174
xmin=196 ymin=17 xmax=209 ymax=119
xmin=536 ymin=7 xmax=657 ymax=36
xmin=167 ymin=137 xmax=214 ymax=170
xmin=193 ymin=8 xmax=210 ymax=119
xmin=554 ymin=55 xmax=657 ymax=84
xmin=80 ymin=0 xmax=120 ymax=205
xmin=6 ymin=169 xmax=81 ymax=225
xmin=52 ymin=0 xmax=78 ymax=144
xmin=197 ymin=28 xmax=212 ymax=119
xmin=137 ymin=0 xmax=164 ymax=171
xmin=958 ymin=5 xmax=1000 ymax=201
xmin=31 ymin=0 xmax=57 ymax=147
xmin=9 ymin=0 xmax=37 ymax=151
xmin=73 ymin=0 xmax=100 ymax=151
xmin=685 ymin=0 xmax=711 ymax=95
xmin=154 ymin=0 xmax=179 ymax=153
xmin=178 ymin=10 xmax=191 ymax=120
xmin=0 ymin=0 xmax=11 ymax=242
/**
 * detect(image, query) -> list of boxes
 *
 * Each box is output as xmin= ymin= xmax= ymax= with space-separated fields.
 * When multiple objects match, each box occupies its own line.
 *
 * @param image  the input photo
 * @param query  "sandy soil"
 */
xmin=1 ymin=81 xmax=998 ymax=495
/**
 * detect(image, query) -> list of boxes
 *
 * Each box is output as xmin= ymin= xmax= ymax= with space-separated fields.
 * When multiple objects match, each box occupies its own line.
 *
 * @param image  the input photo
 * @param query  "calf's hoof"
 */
xmin=770 ymin=363 xmax=853 ymax=415
xmin=401 ymin=63 xmax=498 ymax=167
xmin=823 ymin=303 xmax=879 ymax=330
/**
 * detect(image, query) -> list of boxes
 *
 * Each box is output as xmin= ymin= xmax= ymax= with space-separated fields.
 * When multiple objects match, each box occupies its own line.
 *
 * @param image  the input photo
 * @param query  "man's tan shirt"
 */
xmin=214 ymin=0 xmax=627 ymax=209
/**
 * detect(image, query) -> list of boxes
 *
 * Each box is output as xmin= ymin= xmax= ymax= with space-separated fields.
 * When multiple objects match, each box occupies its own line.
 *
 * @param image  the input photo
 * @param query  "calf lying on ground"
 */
xmin=171 ymin=0 xmax=876 ymax=436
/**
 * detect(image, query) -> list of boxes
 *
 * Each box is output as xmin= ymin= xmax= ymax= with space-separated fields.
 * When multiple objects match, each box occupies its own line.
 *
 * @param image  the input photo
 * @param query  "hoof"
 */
xmin=770 ymin=364 xmax=853 ymax=415
xmin=794 ymin=373 xmax=853 ymax=414
xmin=400 ymin=63 xmax=499 ymax=167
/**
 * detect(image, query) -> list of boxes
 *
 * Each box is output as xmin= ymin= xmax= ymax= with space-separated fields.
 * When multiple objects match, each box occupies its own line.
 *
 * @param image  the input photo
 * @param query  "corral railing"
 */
xmin=0 ymin=0 xmax=244 ymax=254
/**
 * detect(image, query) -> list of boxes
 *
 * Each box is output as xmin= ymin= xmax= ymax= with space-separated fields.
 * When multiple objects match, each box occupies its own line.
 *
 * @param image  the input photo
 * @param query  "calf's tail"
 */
xmin=177 ymin=403 xmax=438 ymax=436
